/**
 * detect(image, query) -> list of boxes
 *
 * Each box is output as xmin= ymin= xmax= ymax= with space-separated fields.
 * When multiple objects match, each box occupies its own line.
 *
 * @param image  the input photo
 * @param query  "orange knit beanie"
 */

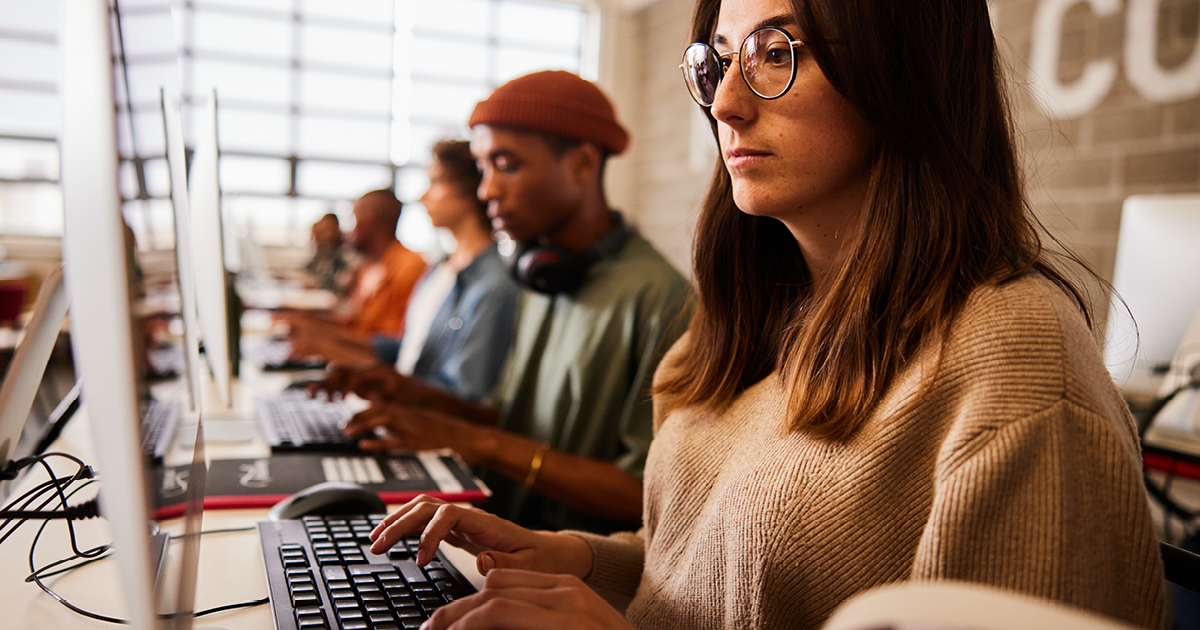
xmin=468 ymin=70 xmax=630 ymax=155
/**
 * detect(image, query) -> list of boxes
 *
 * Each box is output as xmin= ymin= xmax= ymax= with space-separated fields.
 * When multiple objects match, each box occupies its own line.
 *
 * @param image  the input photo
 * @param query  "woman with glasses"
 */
xmin=363 ymin=0 xmax=1166 ymax=627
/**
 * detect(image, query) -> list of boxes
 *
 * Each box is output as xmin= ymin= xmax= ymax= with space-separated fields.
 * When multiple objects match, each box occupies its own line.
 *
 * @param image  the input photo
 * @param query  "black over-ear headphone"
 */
xmin=502 ymin=212 xmax=630 ymax=295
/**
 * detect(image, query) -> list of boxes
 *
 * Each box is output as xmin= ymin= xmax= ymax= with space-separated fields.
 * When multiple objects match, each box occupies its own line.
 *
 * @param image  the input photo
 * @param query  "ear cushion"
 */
xmin=512 ymin=244 xmax=589 ymax=294
xmin=501 ymin=211 xmax=632 ymax=295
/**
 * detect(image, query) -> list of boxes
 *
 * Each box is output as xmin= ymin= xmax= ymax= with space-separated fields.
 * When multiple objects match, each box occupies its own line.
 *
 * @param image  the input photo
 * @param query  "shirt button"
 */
xmin=448 ymin=318 xmax=463 ymax=330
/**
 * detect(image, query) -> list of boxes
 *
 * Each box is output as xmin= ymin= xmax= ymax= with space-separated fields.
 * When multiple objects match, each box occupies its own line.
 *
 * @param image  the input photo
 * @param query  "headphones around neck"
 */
xmin=501 ymin=212 xmax=631 ymax=295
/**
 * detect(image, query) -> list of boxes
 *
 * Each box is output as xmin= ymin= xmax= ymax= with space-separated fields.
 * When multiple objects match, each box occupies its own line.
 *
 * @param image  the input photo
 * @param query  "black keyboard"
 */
xmin=141 ymin=399 xmax=182 ymax=461
xmin=257 ymin=391 xmax=358 ymax=452
xmin=258 ymin=515 xmax=476 ymax=630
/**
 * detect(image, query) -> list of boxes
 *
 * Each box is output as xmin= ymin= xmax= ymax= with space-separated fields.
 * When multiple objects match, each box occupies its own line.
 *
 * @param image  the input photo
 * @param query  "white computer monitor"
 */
xmin=160 ymin=90 xmax=204 ymax=414
xmin=0 ymin=267 xmax=69 ymax=499
xmin=61 ymin=1 xmax=204 ymax=627
xmin=188 ymin=90 xmax=233 ymax=409
xmin=1103 ymin=194 xmax=1200 ymax=401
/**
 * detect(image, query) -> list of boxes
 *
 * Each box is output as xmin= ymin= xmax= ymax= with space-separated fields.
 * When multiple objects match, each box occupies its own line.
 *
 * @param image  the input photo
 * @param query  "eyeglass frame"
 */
xmin=679 ymin=26 xmax=807 ymax=107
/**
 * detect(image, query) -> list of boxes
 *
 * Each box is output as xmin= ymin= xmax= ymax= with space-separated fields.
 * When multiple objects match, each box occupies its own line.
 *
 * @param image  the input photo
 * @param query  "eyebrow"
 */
xmin=711 ymin=14 xmax=798 ymax=47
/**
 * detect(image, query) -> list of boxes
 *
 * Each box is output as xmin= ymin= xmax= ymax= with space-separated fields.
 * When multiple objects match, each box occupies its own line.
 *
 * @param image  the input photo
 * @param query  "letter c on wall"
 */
xmin=1126 ymin=0 xmax=1200 ymax=102
xmin=1029 ymin=0 xmax=1121 ymax=119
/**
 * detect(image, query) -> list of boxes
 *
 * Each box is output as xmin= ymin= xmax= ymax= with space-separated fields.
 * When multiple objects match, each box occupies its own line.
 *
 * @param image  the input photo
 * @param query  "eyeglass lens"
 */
xmin=682 ymin=27 xmax=797 ymax=106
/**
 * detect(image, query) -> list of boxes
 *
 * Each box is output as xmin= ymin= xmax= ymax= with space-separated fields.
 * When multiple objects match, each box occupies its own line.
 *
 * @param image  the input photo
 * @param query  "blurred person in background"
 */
xmin=303 ymin=212 xmax=362 ymax=296
xmin=370 ymin=139 xmax=522 ymax=403
xmin=283 ymin=189 xmax=426 ymax=365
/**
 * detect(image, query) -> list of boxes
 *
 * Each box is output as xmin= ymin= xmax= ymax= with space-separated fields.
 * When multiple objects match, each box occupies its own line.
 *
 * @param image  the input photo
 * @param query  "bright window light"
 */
xmin=0 ymin=0 xmax=594 ymax=255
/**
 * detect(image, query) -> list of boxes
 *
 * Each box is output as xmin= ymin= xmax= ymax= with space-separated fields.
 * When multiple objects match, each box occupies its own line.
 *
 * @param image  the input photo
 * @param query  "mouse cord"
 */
xmin=27 ymin=499 xmax=268 ymax=624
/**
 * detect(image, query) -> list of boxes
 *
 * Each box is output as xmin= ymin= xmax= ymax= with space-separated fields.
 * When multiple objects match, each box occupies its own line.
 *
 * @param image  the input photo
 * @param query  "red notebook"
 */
xmin=152 ymin=451 xmax=489 ymax=520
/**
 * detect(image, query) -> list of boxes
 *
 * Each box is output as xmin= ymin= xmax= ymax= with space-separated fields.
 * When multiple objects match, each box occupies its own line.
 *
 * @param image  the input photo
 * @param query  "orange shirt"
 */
xmin=347 ymin=241 xmax=426 ymax=337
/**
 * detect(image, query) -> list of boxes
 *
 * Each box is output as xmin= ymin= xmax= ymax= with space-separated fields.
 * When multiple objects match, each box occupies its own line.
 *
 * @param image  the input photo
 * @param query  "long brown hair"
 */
xmin=656 ymin=0 xmax=1093 ymax=440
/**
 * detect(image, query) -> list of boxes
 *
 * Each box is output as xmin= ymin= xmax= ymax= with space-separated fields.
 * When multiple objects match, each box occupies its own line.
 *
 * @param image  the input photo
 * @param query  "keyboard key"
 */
xmin=433 ymin=580 xmax=461 ymax=595
xmin=296 ymin=614 xmax=329 ymax=628
xmin=348 ymin=564 xmax=398 ymax=576
xmin=336 ymin=609 xmax=364 ymax=621
xmin=323 ymin=566 xmax=349 ymax=581
xmin=292 ymin=593 xmax=320 ymax=607
xmin=393 ymin=607 xmax=422 ymax=620
xmin=341 ymin=620 xmax=369 ymax=630
xmin=364 ymin=602 xmax=390 ymax=613
xmin=329 ymin=588 xmax=355 ymax=600
xmin=374 ymin=624 xmax=400 ymax=630
xmin=390 ymin=595 xmax=417 ymax=609
xmin=295 ymin=606 xmax=324 ymax=617
xmin=395 ymin=561 xmax=428 ymax=585
xmin=370 ymin=612 xmax=396 ymax=624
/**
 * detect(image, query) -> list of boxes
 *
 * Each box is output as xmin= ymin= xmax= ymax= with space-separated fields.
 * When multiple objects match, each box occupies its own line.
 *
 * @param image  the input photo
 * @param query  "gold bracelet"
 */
xmin=523 ymin=441 xmax=552 ymax=488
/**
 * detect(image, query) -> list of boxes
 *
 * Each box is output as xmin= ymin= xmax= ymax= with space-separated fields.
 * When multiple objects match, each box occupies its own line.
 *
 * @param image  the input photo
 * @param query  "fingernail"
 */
xmin=479 ymin=552 xmax=494 ymax=574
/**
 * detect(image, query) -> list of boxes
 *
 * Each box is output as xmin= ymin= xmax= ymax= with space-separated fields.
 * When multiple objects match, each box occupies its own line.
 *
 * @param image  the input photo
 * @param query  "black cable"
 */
xmin=0 ymin=454 xmax=94 ymax=550
xmin=194 ymin=596 xmax=270 ymax=617
xmin=26 ymin=479 xmax=125 ymax=624
xmin=0 ymin=497 xmax=101 ymax=520
xmin=170 ymin=525 xmax=255 ymax=539
xmin=29 ymin=511 xmax=268 ymax=624
xmin=36 ymin=455 xmax=105 ymax=559
xmin=27 ymin=550 xmax=112 ymax=580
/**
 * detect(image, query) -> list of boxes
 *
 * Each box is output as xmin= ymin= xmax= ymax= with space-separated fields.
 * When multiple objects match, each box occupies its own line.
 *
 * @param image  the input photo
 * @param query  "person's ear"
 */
xmin=565 ymin=142 xmax=602 ymax=186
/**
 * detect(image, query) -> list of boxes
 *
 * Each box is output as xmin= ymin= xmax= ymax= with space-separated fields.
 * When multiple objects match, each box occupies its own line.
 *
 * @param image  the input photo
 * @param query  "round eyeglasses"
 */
xmin=680 ymin=26 xmax=806 ymax=107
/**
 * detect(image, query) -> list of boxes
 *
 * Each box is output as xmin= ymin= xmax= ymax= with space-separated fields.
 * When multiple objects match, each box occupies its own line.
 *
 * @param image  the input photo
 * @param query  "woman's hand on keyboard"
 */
xmin=423 ymin=569 xmax=633 ymax=630
xmin=369 ymin=495 xmax=594 ymax=581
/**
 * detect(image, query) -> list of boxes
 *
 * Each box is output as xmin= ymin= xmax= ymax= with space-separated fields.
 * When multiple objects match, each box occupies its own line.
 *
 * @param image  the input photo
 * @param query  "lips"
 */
xmin=725 ymin=147 xmax=772 ymax=169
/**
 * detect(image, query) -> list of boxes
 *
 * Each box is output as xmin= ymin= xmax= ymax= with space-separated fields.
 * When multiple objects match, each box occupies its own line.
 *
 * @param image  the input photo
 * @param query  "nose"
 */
xmin=477 ymin=168 xmax=499 ymax=206
xmin=709 ymin=54 xmax=755 ymax=125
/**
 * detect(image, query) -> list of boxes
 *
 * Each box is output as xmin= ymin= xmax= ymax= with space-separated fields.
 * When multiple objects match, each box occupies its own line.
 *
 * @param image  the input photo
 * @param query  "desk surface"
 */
xmin=0 ymin=342 xmax=483 ymax=629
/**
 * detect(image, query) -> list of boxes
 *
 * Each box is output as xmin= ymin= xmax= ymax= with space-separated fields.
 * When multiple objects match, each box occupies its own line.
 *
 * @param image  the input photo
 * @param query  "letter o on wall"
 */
xmin=1126 ymin=0 xmax=1200 ymax=102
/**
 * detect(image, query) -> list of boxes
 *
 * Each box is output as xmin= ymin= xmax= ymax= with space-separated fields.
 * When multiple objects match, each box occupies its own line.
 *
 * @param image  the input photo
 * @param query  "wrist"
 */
xmin=555 ymin=533 xmax=595 ymax=580
xmin=457 ymin=424 xmax=501 ymax=467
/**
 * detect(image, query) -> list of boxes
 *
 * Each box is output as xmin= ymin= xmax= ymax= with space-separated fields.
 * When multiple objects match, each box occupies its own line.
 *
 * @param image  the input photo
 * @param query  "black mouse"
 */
xmin=267 ymin=481 xmax=387 ymax=521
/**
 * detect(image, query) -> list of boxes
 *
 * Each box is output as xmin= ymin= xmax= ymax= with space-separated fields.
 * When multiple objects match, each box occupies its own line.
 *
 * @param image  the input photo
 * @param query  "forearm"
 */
xmin=462 ymin=428 xmax=643 ymax=524
xmin=309 ymin=327 xmax=376 ymax=366
xmin=387 ymin=377 xmax=499 ymax=425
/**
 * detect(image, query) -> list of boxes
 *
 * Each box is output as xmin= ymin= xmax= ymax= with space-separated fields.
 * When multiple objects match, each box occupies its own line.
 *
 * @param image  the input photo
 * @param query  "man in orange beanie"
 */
xmin=317 ymin=71 xmax=692 ymax=534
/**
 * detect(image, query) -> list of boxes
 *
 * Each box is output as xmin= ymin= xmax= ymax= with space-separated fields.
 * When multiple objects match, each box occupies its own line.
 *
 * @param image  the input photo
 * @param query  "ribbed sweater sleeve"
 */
xmin=562 ymin=529 xmax=645 ymax=612
xmin=912 ymin=400 xmax=1165 ymax=628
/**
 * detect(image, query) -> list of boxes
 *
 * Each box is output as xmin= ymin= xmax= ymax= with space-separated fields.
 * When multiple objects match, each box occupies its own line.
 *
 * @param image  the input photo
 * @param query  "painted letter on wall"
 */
xmin=1126 ymin=0 xmax=1200 ymax=102
xmin=1028 ymin=0 xmax=1121 ymax=118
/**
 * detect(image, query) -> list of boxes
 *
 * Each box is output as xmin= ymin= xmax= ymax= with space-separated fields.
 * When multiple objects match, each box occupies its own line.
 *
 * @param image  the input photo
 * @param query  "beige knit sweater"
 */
xmin=572 ymin=275 xmax=1165 ymax=629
